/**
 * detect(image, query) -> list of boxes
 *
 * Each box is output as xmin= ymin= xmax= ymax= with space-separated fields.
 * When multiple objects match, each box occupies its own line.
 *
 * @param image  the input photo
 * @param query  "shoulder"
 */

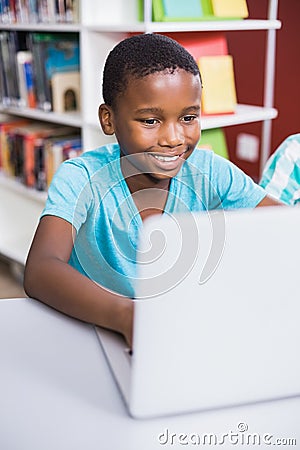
xmin=62 ymin=142 xmax=121 ymax=177
xmin=187 ymin=147 xmax=237 ymax=179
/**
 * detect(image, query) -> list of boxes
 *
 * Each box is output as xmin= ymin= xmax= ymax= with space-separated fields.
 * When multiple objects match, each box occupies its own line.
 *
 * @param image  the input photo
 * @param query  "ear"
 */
xmin=98 ymin=104 xmax=115 ymax=135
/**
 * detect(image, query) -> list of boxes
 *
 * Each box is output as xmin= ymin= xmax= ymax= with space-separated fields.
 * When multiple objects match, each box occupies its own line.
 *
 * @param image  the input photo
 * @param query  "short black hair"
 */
xmin=102 ymin=33 xmax=201 ymax=108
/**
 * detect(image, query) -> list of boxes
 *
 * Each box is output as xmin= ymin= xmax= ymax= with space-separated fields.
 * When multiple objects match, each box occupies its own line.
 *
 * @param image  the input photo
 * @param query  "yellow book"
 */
xmin=198 ymin=55 xmax=237 ymax=115
xmin=211 ymin=0 xmax=249 ymax=18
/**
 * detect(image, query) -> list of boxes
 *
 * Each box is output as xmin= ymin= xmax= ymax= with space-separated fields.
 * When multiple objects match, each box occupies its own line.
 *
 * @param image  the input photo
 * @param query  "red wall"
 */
xmin=224 ymin=0 xmax=300 ymax=181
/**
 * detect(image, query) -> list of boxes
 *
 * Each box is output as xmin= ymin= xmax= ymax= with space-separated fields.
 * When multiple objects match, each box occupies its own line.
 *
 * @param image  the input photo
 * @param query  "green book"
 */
xmin=198 ymin=128 xmax=229 ymax=159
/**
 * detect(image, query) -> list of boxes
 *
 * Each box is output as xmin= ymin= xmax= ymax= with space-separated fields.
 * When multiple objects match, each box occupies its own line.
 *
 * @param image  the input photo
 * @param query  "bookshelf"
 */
xmin=0 ymin=0 xmax=281 ymax=266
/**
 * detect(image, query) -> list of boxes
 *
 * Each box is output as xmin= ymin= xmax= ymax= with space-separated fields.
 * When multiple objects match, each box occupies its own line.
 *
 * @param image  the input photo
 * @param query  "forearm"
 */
xmin=24 ymin=257 xmax=133 ymax=345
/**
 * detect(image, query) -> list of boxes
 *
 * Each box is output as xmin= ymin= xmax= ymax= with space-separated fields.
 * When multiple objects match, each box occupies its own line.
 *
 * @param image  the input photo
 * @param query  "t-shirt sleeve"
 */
xmin=210 ymin=153 xmax=266 ymax=209
xmin=41 ymin=158 xmax=93 ymax=231
xmin=259 ymin=134 xmax=300 ymax=205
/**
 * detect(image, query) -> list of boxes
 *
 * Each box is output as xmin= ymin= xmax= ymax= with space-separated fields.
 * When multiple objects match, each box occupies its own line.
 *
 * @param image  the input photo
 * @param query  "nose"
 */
xmin=158 ymin=122 xmax=184 ymax=148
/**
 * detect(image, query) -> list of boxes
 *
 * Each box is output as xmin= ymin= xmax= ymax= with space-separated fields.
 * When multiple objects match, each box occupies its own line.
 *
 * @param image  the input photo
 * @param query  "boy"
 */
xmin=24 ymin=34 xmax=279 ymax=348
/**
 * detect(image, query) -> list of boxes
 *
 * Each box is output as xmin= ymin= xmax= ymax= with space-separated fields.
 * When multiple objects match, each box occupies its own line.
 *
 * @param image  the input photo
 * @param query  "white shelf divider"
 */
xmin=87 ymin=19 xmax=281 ymax=34
xmin=201 ymin=105 xmax=278 ymax=130
xmin=0 ymin=107 xmax=82 ymax=127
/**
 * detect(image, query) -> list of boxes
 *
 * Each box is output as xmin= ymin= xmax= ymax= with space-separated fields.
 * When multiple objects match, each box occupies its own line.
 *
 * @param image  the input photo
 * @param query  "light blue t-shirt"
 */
xmin=41 ymin=143 xmax=266 ymax=297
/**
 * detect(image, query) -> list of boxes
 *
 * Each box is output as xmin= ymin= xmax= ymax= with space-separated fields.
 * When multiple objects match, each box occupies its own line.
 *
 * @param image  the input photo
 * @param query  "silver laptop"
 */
xmin=95 ymin=206 xmax=300 ymax=419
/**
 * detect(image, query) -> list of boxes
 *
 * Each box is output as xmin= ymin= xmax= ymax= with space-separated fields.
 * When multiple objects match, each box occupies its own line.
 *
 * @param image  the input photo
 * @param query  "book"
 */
xmin=198 ymin=55 xmax=237 ymax=115
xmin=16 ymin=51 xmax=36 ymax=108
xmin=5 ymin=122 xmax=75 ymax=186
xmin=0 ymin=31 xmax=20 ymax=106
xmin=165 ymin=32 xmax=228 ymax=61
xmin=51 ymin=71 xmax=80 ymax=113
xmin=152 ymin=0 xmax=204 ymax=21
xmin=24 ymin=57 xmax=36 ymax=108
xmin=211 ymin=0 xmax=249 ymax=18
xmin=201 ymin=0 xmax=213 ymax=16
xmin=198 ymin=128 xmax=228 ymax=159
xmin=37 ymin=0 xmax=56 ymax=23
xmin=162 ymin=0 xmax=203 ymax=21
xmin=45 ymin=134 xmax=81 ymax=186
xmin=0 ymin=116 xmax=29 ymax=174
xmin=25 ymin=124 xmax=76 ymax=187
xmin=28 ymin=32 xmax=79 ymax=111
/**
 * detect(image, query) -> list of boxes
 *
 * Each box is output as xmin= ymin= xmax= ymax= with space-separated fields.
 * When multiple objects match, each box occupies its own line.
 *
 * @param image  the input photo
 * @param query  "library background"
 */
xmin=0 ymin=0 xmax=299 ymax=296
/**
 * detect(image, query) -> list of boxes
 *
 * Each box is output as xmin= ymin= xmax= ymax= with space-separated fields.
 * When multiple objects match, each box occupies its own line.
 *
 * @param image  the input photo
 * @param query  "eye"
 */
xmin=182 ymin=115 xmax=197 ymax=123
xmin=141 ymin=118 xmax=159 ymax=126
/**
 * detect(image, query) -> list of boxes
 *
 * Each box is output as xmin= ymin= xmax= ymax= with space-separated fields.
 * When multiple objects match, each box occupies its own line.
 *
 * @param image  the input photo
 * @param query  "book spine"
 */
xmin=28 ymin=33 xmax=51 ymax=111
xmin=16 ymin=52 xmax=26 ymax=107
xmin=0 ymin=127 xmax=11 ymax=174
xmin=24 ymin=59 xmax=37 ymax=108
xmin=28 ymin=0 xmax=38 ymax=23
xmin=24 ymin=134 xmax=35 ymax=187
xmin=0 ymin=34 xmax=9 ymax=106
xmin=7 ymin=31 xmax=20 ymax=105
xmin=34 ymin=138 xmax=47 ymax=191
xmin=4 ymin=131 xmax=15 ymax=176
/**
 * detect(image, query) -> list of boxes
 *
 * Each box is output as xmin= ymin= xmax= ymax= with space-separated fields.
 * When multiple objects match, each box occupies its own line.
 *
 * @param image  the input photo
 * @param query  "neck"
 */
xmin=120 ymin=156 xmax=170 ymax=194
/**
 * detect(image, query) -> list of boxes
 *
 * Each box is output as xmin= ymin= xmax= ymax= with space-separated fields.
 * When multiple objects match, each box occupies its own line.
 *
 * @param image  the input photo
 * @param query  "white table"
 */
xmin=0 ymin=298 xmax=299 ymax=450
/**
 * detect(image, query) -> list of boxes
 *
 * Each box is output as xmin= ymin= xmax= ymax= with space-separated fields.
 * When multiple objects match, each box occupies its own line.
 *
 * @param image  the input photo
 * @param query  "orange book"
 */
xmin=0 ymin=118 xmax=29 ymax=174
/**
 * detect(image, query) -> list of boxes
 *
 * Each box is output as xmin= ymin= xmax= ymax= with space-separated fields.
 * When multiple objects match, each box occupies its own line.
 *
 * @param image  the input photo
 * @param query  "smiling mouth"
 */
xmin=152 ymin=154 xmax=180 ymax=162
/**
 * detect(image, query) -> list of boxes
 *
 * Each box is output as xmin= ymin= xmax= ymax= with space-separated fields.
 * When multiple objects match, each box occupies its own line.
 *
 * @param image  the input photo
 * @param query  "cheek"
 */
xmin=185 ymin=122 xmax=201 ymax=142
xmin=133 ymin=128 xmax=158 ymax=146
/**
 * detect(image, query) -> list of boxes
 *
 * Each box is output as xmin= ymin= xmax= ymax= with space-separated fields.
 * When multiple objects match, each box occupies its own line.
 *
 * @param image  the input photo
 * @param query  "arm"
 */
xmin=256 ymin=195 xmax=284 ymax=207
xmin=24 ymin=215 xmax=134 ymax=347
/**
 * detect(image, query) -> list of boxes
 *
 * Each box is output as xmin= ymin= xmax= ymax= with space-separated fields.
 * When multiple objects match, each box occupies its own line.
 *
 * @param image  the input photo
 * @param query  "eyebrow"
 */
xmin=134 ymin=105 xmax=201 ymax=115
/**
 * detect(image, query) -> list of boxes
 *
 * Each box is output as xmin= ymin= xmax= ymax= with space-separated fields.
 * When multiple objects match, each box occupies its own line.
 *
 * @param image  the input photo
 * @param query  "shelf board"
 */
xmin=86 ymin=19 xmax=281 ymax=33
xmin=201 ymin=105 xmax=278 ymax=130
xmin=0 ymin=23 xmax=80 ymax=32
xmin=0 ymin=106 xmax=82 ymax=128
xmin=0 ymin=172 xmax=47 ymax=204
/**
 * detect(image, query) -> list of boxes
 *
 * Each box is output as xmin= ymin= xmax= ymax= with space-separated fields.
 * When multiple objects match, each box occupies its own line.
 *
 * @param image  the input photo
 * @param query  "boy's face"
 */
xmin=100 ymin=69 xmax=202 ymax=183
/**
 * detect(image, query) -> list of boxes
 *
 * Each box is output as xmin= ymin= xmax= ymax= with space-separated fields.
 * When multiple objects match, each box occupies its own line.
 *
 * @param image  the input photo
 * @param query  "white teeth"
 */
xmin=153 ymin=155 xmax=179 ymax=162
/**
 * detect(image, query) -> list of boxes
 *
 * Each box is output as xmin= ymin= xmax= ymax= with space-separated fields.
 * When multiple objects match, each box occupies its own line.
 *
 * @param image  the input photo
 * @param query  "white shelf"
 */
xmin=0 ymin=172 xmax=46 ymax=266
xmin=0 ymin=106 xmax=82 ymax=127
xmin=201 ymin=105 xmax=278 ymax=130
xmin=0 ymin=171 xmax=47 ymax=203
xmin=88 ymin=19 xmax=281 ymax=34
xmin=0 ymin=23 xmax=81 ymax=32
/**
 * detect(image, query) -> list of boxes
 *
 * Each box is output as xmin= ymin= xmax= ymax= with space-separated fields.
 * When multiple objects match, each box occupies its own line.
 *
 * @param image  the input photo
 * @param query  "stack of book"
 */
xmin=0 ymin=116 xmax=81 ymax=191
xmin=0 ymin=31 xmax=80 ymax=113
xmin=0 ymin=0 xmax=79 ymax=24
xmin=139 ymin=0 xmax=249 ymax=22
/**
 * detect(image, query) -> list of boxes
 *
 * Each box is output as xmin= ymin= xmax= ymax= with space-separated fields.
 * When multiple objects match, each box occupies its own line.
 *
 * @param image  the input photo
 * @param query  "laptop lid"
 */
xmin=127 ymin=206 xmax=300 ymax=418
